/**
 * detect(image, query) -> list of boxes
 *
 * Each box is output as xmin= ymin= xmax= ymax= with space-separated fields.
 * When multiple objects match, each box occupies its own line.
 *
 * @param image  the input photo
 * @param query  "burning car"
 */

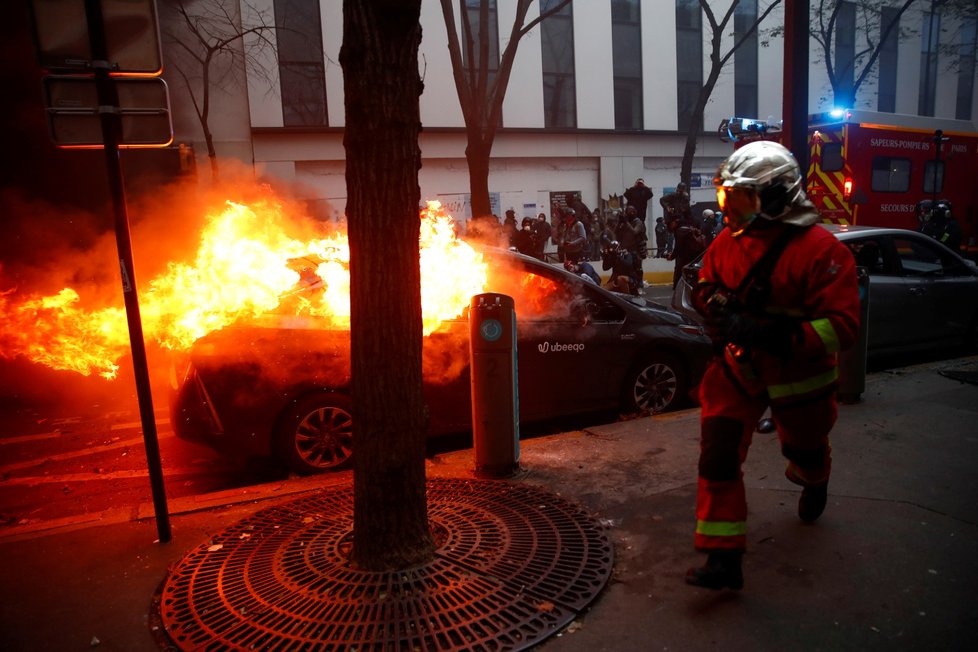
xmin=170 ymin=249 xmax=711 ymax=473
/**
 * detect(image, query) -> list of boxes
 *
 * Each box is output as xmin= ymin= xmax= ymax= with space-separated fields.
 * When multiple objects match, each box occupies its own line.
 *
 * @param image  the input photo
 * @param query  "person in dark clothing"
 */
xmin=701 ymin=209 xmax=719 ymax=247
xmin=926 ymin=199 xmax=963 ymax=252
xmin=565 ymin=192 xmax=592 ymax=222
xmin=561 ymin=209 xmax=588 ymax=262
xmin=668 ymin=210 xmax=706 ymax=288
xmin=660 ymin=182 xmax=692 ymax=226
xmin=601 ymin=240 xmax=642 ymax=294
xmin=532 ymin=213 xmax=551 ymax=260
xmin=513 ymin=217 xmax=538 ymax=257
xmin=617 ymin=206 xmax=647 ymax=285
xmin=502 ymin=209 xmax=519 ymax=246
xmin=564 ymin=258 xmax=601 ymax=285
xmin=615 ymin=206 xmax=645 ymax=256
xmin=600 ymin=213 xmax=619 ymax=249
xmin=624 ymin=178 xmax=654 ymax=222
xmin=654 ymin=217 xmax=669 ymax=257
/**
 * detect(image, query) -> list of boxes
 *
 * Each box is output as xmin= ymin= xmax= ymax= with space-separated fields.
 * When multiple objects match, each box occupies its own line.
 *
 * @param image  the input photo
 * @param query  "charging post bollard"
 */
xmin=470 ymin=293 xmax=520 ymax=477
xmin=838 ymin=266 xmax=870 ymax=404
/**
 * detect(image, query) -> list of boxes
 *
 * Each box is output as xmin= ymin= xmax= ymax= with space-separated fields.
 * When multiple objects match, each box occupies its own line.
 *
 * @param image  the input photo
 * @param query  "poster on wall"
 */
xmin=435 ymin=192 xmax=500 ymax=234
xmin=549 ymin=191 xmax=581 ymax=216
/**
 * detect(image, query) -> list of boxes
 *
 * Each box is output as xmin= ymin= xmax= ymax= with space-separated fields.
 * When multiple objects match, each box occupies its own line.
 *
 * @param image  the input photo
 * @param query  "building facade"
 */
xmin=162 ymin=0 xmax=978 ymax=231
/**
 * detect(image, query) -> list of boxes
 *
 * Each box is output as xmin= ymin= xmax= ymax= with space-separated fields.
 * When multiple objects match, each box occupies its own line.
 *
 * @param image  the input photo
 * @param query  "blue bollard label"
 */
xmin=480 ymin=318 xmax=503 ymax=342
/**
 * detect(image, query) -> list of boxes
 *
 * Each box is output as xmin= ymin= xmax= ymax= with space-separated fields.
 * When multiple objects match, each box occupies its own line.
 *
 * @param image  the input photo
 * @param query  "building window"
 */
xmin=877 ymin=6 xmax=900 ymax=113
xmin=919 ymin=10 xmax=940 ymax=116
xmin=835 ymin=1 xmax=856 ymax=104
xmin=675 ymin=0 xmax=702 ymax=133
xmin=956 ymin=18 xmax=977 ymax=120
xmin=540 ymin=0 xmax=576 ymax=128
xmin=462 ymin=0 xmax=500 ymax=90
xmin=612 ymin=0 xmax=642 ymax=130
xmin=734 ymin=0 xmax=758 ymax=119
xmin=274 ymin=0 xmax=327 ymax=126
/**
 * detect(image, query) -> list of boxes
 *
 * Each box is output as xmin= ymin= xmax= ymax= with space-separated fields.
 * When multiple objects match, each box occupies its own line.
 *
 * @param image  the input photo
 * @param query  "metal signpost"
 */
xmin=29 ymin=0 xmax=173 ymax=542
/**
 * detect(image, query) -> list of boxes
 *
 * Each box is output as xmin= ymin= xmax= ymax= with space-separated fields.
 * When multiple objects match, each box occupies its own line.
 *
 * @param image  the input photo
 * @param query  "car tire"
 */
xmin=274 ymin=392 xmax=354 ymax=474
xmin=623 ymin=352 xmax=688 ymax=414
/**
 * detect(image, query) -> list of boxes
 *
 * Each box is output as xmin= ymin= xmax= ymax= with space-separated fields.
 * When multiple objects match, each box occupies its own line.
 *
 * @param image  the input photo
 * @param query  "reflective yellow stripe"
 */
xmin=811 ymin=318 xmax=840 ymax=353
xmin=696 ymin=520 xmax=747 ymax=537
xmin=768 ymin=367 xmax=839 ymax=399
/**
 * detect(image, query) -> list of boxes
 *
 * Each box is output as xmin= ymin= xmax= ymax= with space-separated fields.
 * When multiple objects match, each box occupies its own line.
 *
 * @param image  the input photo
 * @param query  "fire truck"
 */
xmin=719 ymin=110 xmax=978 ymax=258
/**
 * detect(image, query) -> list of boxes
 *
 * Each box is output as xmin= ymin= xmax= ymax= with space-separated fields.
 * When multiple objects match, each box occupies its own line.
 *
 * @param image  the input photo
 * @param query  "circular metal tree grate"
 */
xmin=157 ymin=478 xmax=614 ymax=651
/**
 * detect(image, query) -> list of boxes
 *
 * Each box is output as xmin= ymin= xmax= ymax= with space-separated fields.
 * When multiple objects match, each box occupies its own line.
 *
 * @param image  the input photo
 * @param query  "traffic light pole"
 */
xmin=85 ymin=0 xmax=171 ymax=543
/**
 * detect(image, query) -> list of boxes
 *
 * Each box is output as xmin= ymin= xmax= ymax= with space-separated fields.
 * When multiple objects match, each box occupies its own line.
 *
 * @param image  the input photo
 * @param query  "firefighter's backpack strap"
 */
xmin=735 ymin=224 xmax=800 ymax=310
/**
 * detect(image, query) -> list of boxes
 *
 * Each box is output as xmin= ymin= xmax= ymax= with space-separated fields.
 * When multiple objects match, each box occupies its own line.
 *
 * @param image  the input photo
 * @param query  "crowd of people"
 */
xmin=490 ymin=180 xmax=731 ymax=295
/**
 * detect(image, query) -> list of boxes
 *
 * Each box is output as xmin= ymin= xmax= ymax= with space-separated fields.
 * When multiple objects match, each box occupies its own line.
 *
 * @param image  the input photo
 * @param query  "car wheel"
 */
xmin=274 ymin=393 xmax=354 ymax=474
xmin=623 ymin=352 xmax=688 ymax=414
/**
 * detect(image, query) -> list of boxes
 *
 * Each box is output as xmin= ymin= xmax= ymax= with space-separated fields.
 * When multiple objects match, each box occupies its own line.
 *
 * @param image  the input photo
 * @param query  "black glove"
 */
xmin=705 ymin=308 xmax=799 ymax=357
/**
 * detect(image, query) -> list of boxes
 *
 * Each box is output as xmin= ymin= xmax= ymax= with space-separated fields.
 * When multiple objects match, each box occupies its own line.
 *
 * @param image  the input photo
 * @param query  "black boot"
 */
xmin=798 ymin=483 xmax=828 ymax=522
xmin=685 ymin=551 xmax=743 ymax=590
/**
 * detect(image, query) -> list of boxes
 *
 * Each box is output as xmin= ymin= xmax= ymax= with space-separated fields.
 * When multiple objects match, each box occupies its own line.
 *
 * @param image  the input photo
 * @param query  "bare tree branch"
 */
xmin=440 ymin=0 xmax=573 ymax=220
xmin=677 ymin=1 xmax=783 ymax=186
xmin=161 ymin=0 xmax=278 ymax=177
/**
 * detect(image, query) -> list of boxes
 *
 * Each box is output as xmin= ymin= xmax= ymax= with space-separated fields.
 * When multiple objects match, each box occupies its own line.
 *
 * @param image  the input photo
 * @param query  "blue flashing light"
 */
xmin=829 ymin=108 xmax=846 ymax=119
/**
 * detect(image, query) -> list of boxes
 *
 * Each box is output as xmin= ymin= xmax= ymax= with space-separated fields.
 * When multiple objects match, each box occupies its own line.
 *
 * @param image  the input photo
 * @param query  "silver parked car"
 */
xmin=672 ymin=224 xmax=978 ymax=357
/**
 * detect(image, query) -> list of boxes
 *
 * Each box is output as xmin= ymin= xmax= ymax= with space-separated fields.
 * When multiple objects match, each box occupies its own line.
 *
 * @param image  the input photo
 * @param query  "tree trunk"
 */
xmin=205 ymin=131 xmax=219 ymax=180
xmin=340 ymin=0 xmax=434 ymax=571
xmin=680 ymin=66 xmax=723 ymax=187
xmin=466 ymin=137 xmax=493 ymax=233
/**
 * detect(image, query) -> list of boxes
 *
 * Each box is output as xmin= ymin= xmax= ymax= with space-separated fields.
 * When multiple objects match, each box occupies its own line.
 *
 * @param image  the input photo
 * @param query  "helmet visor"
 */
xmin=716 ymin=186 xmax=758 ymax=225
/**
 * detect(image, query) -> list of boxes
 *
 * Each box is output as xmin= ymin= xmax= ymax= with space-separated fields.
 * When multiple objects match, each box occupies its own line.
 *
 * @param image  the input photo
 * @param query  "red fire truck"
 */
xmin=720 ymin=110 xmax=978 ymax=257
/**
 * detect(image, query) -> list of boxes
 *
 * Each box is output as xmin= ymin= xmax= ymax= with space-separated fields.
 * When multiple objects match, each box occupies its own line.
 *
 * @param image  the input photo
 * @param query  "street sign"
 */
xmin=43 ymin=76 xmax=172 ymax=147
xmin=29 ymin=0 xmax=174 ymax=542
xmin=30 ymin=0 xmax=162 ymax=74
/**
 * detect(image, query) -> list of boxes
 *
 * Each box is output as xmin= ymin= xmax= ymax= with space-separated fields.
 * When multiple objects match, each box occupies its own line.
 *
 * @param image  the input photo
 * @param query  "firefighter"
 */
xmin=916 ymin=199 xmax=935 ymax=228
xmin=929 ymin=199 xmax=963 ymax=252
xmin=686 ymin=141 xmax=861 ymax=590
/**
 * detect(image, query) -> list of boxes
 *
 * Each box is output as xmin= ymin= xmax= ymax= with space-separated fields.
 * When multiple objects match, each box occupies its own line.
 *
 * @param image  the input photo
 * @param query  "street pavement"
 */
xmin=1 ymin=355 xmax=976 ymax=651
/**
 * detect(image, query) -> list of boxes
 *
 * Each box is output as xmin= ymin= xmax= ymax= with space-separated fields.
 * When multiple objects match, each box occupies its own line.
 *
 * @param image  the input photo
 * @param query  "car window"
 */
xmin=845 ymin=238 xmax=886 ymax=275
xmin=892 ymin=235 xmax=966 ymax=277
xmin=579 ymin=284 xmax=627 ymax=322
xmin=871 ymin=157 xmax=911 ymax=192
xmin=820 ymin=142 xmax=844 ymax=172
xmin=486 ymin=262 xmax=581 ymax=321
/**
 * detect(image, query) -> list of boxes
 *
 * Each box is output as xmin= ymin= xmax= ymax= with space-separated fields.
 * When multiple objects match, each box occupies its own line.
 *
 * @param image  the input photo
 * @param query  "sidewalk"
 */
xmin=1 ymin=356 xmax=976 ymax=651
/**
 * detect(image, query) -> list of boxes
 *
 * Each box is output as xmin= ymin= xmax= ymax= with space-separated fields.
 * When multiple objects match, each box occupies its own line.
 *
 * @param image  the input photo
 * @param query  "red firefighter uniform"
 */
xmin=692 ymin=215 xmax=860 ymax=552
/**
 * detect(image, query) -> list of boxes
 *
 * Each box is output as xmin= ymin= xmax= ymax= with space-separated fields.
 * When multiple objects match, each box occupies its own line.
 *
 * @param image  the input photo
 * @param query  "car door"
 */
xmin=843 ymin=235 xmax=909 ymax=351
xmin=888 ymin=233 xmax=977 ymax=347
xmin=481 ymin=261 xmax=618 ymax=420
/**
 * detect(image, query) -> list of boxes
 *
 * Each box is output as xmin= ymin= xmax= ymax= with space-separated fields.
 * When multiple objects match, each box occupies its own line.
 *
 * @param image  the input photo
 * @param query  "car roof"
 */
xmin=818 ymin=223 xmax=913 ymax=239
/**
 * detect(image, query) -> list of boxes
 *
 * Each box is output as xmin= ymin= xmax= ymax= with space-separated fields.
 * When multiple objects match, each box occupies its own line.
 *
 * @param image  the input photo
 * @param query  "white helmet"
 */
xmin=714 ymin=141 xmax=808 ymax=221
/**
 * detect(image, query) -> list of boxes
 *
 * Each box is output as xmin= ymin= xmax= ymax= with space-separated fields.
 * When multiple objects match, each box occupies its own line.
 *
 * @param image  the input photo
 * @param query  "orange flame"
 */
xmin=1 ymin=199 xmax=488 ymax=379
xmin=0 ymin=288 xmax=128 ymax=379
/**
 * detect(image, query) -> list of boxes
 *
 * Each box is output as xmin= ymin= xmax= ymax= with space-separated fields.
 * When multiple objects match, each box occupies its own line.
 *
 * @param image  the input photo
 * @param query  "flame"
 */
xmin=1 ymin=199 xmax=488 ymax=379
xmin=0 ymin=288 xmax=127 ymax=379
